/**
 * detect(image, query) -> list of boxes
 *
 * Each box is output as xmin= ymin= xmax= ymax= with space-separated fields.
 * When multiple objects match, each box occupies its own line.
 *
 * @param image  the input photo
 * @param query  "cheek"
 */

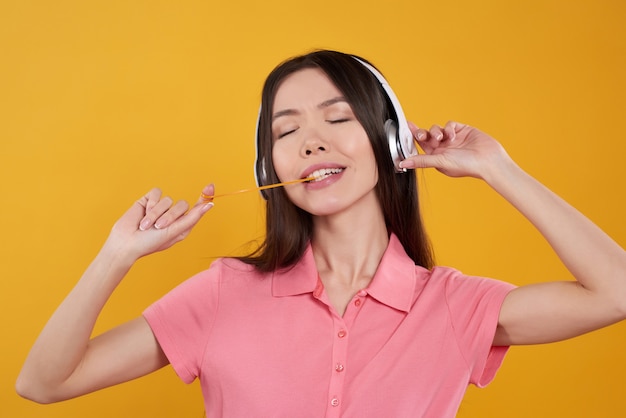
xmin=367 ymin=157 xmax=379 ymax=187
xmin=347 ymin=136 xmax=378 ymax=180
xmin=271 ymin=143 xmax=290 ymax=181
xmin=358 ymin=145 xmax=380 ymax=190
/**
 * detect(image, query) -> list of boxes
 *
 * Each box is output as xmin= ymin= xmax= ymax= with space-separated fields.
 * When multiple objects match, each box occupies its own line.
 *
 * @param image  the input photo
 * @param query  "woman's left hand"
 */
xmin=399 ymin=121 xmax=512 ymax=180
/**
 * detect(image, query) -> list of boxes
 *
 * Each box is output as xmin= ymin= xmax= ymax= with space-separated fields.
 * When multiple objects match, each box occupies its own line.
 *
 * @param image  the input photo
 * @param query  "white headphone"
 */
xmin=254 ymin=56 xmax=416 ymax=199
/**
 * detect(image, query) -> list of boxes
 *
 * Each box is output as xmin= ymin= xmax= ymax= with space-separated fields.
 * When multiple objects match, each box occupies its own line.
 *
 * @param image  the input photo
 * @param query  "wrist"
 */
xmin=480 ymin=150 xmax=522 ymax=189
xmin=97 ymin=240 xmax=138 ymax=275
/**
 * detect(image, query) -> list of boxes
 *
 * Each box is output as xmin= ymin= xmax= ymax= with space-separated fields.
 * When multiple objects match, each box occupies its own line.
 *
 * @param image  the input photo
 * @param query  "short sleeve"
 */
xmin=441 ymin=267 xmax=516 ymax=387
xmin=143 ymin=261 xmax=221 ymax=384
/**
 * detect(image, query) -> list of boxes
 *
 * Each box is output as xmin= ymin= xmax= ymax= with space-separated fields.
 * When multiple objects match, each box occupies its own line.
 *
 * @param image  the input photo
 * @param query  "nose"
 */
xmin=301 ymin=128 xmax=329 ymax=157
xmin=305 ymin=145 xmax=326 ymax=155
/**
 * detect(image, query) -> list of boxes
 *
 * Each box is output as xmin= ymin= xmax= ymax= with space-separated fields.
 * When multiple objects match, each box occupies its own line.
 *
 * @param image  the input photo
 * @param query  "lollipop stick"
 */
xmin=201 ymin=177 xmax=315 ymax=201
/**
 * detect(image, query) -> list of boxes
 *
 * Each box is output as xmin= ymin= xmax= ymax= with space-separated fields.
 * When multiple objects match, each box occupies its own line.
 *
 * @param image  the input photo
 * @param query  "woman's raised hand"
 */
xmin=104 ymin=184 xmax=215 ymax=263
xmin=400 ymin=121 xmax=513 ymax=180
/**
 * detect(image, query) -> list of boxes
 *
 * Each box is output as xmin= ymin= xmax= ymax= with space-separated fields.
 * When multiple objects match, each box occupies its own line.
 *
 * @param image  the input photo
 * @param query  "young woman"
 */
xmin=16 ymin=50 xmax=626 ymax=417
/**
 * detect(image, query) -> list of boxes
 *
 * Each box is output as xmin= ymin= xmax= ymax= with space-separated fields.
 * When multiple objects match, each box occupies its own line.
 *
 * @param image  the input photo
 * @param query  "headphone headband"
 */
xmin=350 ymin=57 xmax=416 ymax=171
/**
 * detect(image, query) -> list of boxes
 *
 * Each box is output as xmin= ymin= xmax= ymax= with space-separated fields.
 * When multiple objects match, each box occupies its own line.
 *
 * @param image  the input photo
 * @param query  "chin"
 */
xmin=301 ymin=196 xmax=359 ymax=218
xmin=288 ymin=187 xmax=377 ymax=217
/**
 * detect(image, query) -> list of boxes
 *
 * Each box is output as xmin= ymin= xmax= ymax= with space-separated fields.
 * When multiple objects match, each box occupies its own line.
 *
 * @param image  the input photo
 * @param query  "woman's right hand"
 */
xmin=16 ymin=184 xmax=215 ymax=404
xmin=104 ymin=184 xmax=215 ymax=263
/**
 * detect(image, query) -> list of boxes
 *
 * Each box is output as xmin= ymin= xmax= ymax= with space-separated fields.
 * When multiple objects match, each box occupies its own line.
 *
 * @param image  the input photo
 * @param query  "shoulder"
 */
xmin=144 ymin=258 xmax=270 ymax=324
xmin=153 ymin=258 xmax=267 ymax=303
xmin=420 ymin=266 xmax=516 ymax=302
xmin=191 ymin=257 xmax=267 ymax=282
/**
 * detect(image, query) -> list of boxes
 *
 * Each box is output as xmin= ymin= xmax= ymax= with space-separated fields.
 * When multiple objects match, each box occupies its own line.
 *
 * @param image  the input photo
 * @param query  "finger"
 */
xmin=139 ymin=195 xmax=173 ymax=231
xmin=408 ymin=121 xmax=436 ymax=154
xmin=154 ymin=200 xmax=190 ymax=230
xmin=443 ymin=121 xmax=467 ymax=142
xmin=134 ymin=188 xmax=163 ymax=230
xmin=145 ymin=188 xmax=164 ymax=211
xmin=136 ymin=188 xmax=161 ymax=208
xmin=163 ymin=185 xmax=216 ymax=236
xmin=443 ymin=122 xmax=457 ymax=142
xmin=407 ymin=121 xmax=420 ymax=137
xmin=416 ymin=129 xmax=436 ymax=154
xmin=198 ymin=184 xmax=215 ymax=204
xmin=412 ymin=127 xmax=429 ymax=144
xmin=415 ymin=124 xmax=446 ymax=154
xmin=429 ymin=124 xmax=445 ymax=142
xmin=400 ymin=154 xmax=446 ymax=170
xmin=162 ymin=195 xmax=214 ymax=242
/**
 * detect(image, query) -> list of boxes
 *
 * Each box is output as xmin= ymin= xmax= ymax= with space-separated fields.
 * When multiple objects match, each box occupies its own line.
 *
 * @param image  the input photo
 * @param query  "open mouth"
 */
xmin=306 ymin=168 xmax=345 ymax=182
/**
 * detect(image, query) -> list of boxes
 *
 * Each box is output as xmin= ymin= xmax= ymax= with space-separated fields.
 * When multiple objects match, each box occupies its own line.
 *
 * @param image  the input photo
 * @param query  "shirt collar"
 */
xmin=365 ymin=234 xmax=422 ymax=313
xmin=272 ymin=234 xmax=425 ymax=313
xmin=272 ymin=245 xmax=319 ymax=297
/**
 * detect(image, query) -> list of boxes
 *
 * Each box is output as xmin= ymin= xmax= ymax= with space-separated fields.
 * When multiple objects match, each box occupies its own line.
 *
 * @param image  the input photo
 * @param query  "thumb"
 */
xmin=400 ymin=154 xmax=447 ymax=170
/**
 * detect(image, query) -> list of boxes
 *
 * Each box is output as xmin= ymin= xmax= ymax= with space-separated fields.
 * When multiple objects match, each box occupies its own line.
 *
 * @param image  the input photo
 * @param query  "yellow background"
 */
xmin=2 ymin=0 xmax=625 ymax=416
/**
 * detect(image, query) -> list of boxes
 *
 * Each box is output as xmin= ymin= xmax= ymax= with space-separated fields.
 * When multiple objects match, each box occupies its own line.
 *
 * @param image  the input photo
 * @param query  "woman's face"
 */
xmin=271 ymin=68 xmax=379 ymax=216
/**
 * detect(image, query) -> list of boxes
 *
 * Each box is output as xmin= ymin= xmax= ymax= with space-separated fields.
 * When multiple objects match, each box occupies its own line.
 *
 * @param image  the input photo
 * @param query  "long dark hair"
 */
xmin=237 ymin=50 xmax=434 ymax=272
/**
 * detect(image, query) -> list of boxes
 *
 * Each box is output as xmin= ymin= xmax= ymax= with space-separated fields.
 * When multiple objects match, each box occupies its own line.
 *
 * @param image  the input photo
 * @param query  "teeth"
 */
xmin=308 ymin=168 xmax=344 ymax=182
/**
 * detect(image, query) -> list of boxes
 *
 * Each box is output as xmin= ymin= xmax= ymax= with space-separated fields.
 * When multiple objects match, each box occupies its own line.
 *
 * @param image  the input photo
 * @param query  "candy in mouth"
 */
xmin=306 ymin=168 xmax=345 ymax=182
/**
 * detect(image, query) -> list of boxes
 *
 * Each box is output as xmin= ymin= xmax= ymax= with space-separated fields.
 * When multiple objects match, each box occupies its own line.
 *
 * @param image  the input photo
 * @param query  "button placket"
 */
xmin=326 ymin=319 xmax=349 ymax=417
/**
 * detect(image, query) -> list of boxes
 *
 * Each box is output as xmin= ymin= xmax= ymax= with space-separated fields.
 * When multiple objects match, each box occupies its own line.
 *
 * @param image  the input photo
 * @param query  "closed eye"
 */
xmin=328 ymin=118 xmax=351 ymax=124
xmin=277 ymin=128 xmax=298 ymax=139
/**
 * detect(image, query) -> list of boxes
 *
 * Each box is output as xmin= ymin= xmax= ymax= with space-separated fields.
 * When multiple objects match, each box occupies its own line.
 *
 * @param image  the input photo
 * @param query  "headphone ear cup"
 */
xmin=256 ymin=157 xmax=270 ymax=199
xmin=384 ymin=119 xmax=406 ymax=172
xmin=257 ymin=157 xmax=267 ymax=186
xmin=254 ymin=107 xmax=271 ymax=199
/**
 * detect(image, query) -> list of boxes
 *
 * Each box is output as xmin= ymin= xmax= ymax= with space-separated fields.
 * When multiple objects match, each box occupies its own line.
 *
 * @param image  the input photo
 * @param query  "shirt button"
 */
xmin=313 ymin=280 xmax=324 ymax=298
xmin=335 ymin=363 xmax=345 ymax=372
xmin=330 ymin=398 xmax=340 ymax=407
xmin=357 ymin=289 xmax=367 ymax=297
xmin=354 ymin=299 xmax=362 ymax=307
xmin=337 ymin=330 xmax=347 ymax=338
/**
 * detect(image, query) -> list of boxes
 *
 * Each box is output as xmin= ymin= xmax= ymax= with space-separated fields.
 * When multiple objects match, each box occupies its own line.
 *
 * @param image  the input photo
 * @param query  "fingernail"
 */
xmin=140 ymin=217 xmax=152 ymax=231
xmin=417 ymin=132 xmax=425 ymax=141
xmin=154 ymin=220 xmax=165 ymax=229
xmin=202 ymin=202 xmax=214 ymax=212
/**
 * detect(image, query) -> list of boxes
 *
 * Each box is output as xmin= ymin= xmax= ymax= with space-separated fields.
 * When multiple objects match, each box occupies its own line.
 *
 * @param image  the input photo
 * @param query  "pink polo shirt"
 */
xmin=143 ymin=234 xmax=515 ymax=417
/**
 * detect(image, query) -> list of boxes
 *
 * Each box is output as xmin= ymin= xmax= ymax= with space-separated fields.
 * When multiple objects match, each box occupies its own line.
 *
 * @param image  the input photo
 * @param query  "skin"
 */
xmin=271 ymin=68 xmax=380 ymax=218
xmin=271 ymin=69 xmax=387 ymax=313
xmin=404 ymin=121 xmax=626 ymax=345
xmin=16 ymin=68 xmax=626 ymax=404
xmin=16 ymin=187 xmax=215 ymax=403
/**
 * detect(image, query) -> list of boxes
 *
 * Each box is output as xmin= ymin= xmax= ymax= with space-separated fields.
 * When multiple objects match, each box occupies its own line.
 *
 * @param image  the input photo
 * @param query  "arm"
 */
xmin=400 ymin=122 xmax=626 ymax=345
xmin=16 ymin=185 xmax=215 ymax=403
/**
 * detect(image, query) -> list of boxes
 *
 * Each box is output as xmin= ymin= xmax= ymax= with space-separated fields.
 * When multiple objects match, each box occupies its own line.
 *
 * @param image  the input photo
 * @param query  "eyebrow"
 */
xmin=272 ymin=96 xmax=348 ymax=121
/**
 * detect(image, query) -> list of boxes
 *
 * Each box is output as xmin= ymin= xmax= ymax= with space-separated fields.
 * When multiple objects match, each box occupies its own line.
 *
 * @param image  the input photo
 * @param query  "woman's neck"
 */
xmin=311 ymin=193 xmax=388 ymax=289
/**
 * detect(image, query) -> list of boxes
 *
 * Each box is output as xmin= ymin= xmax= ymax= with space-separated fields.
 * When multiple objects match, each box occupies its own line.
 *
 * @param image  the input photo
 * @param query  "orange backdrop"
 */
xmin=2 ymin=0 xmax=625 ymax=416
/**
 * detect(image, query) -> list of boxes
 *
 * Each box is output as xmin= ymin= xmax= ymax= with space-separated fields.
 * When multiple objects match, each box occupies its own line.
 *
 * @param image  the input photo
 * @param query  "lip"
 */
xmin=300 ymin=162 xmax=346 ymax=179
xmin=299 ymin=162 xmax=347 ymax=192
